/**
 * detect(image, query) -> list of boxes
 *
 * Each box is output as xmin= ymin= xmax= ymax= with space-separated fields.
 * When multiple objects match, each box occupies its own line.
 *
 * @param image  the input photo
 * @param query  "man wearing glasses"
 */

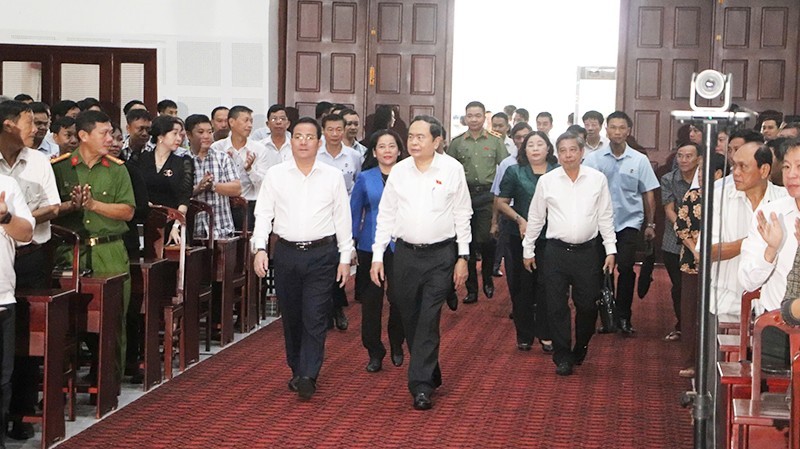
xmin=252 ymin=117 xmax=353 ymax=401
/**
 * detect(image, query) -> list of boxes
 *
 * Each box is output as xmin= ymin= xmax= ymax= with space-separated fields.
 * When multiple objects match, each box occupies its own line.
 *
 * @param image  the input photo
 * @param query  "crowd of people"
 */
xmin=0 ymin=91 xmax=798 ymax=430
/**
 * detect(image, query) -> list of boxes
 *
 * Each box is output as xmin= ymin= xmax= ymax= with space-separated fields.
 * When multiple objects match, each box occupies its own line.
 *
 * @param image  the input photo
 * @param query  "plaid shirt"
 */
xmin=191 ymin=149 xmax=237 ymax=239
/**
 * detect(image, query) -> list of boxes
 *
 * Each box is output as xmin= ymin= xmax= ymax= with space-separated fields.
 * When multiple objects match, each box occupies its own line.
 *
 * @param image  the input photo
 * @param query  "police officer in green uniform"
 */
xmin=447 ymin=101 xmax=509 ymax=303
xmin=51 ymin=110 xmax=135 ymax=382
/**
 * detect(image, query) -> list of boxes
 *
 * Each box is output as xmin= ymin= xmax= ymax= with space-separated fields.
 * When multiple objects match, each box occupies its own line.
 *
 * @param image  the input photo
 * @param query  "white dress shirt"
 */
xmin=0 ymin=148 xmax=61 ymax=244
xmin=210 ymin=136 xmax=281 ymax=201
xmin=260 ymin=131 xmax=293 ymax=162
xmin=709 ymin=182 xmax=786 ymax=315
xmin=504 ymin=137 xmax=518 ymax=159
xmin=739 ymin=195 xmax=800 ymax=314
xmin=372 ymin=152 xmax=473 ymax=262
xmin=523 ymin=165 xmax=617 ymax=259
xmin=250 ymin=127 xmax=270 ymax=142
xmin=251 ymin=159 xmax=353 ymax=264
xmin=316 ymin=144 xmax=362 ymax=195
xmin=583 ymin=135 xmax=609 ymax=156
xmin=0 ymin=174 xmax=36 ymax=305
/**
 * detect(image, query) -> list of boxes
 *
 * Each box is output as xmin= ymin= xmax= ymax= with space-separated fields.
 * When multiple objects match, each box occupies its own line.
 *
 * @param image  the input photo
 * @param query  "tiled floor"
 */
xmin=8 ymin=317 xmax=278 ymax=449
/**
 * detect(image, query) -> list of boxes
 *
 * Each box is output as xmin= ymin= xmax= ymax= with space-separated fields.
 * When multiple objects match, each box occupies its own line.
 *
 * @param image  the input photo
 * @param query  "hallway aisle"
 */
xmin=58 ymin=267 xmax=692 ymax=448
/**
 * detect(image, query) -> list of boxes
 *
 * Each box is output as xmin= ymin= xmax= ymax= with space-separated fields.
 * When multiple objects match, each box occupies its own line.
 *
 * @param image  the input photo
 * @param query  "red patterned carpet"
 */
xmin=59 ymin=266 xmax=693 ymax=448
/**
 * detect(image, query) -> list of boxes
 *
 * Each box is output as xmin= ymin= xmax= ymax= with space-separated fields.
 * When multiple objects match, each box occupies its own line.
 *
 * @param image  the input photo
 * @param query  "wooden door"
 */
xmin=712 ymin=0 xmax=799 ymax=115
xmin=283 ymin=0 xmax=369 ymax=118
xmin=616 ymin=0 xmax=715 ymax=168
xmin=365 ymin=0 xmax=455 ymax=133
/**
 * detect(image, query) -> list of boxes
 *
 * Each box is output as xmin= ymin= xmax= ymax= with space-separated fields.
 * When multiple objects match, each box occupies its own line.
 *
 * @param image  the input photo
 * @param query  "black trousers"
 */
xmin=273 ymin=240 xmax=339 ymax=379
xmin=11 ymin=249 xmax=46 ymax=420
xmin=612 ymin=227 xmax=639 ymax=321
xmin=391 ymin=241 xmax=455 ymax=396
xmin=544 ymin=240 xmax=601 ymax=365
xmin=663 ymin=250 xmax=682 ymax=331
xmin=508 ymin=234 xmax=551 ymax=344
xmin=466 ymin=191 xmax=495 ymax=295
xmin=232 ymin=199 xmax=256 ymax=233
xmin=493 ymin=218 xmax=510 ymax=272
xmin=356 ymin=250 xmax=404 ymax=359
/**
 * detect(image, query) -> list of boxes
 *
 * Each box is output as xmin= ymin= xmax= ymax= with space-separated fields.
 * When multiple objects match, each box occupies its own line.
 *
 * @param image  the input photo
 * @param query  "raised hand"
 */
xmin=70 ymin=185 xmax=83 ymax=210
xmin=81 ymin=184 xmax=95 ymax=212
xmin=756 ymin=210 xmax=784 ymax=251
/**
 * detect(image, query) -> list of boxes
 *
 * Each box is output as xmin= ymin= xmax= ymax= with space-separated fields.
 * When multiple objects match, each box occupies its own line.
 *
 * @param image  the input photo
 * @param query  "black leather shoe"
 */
xmin=555 ymin=361 xmax=574 ymax=376
xmin=412 ymin=392 xmax=432 ymax=410
xmin=492 ymin=268 xmax=503 ymax=277
xmin=288 ymin=376 xmax=300 ymax=392
xmin=517 ymin=342 xmax=532 ymax=351
xmin=7 ymin=420 xmax=34 ymax=440
xmin=597 ymin=324 xmax=617 ymax=334
xmin=483 ymin=284 xmax=494 ymax=299
xmin=333 ymin=307 xmax=348 ymax=331
xmin=446 ymin=290 xmax=458 ymax=311
xmin=297 ymin=377 xmax=316 ymax=400
xmin=619 ymin=319 xmax=635 ymax=336
xmin=390 ymin=346 xmax=404 ymax=367
xmin=572 ymin=346 xmax=587 ymax=365
xmin=540 ymin=341 xmax=554 ymax=353
xmin=463 ymin=292 xmax=478 ymax=304
xmin=366 ymin=358 xmax=382 ymax=373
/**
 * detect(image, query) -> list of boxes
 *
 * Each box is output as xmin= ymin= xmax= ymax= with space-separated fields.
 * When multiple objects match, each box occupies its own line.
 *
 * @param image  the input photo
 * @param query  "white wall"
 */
xmin=1 ymin=0 xmax=280 ymax=122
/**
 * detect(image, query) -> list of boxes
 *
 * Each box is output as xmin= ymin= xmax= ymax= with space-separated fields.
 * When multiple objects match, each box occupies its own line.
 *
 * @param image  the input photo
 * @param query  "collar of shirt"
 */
xmin=286 ymin=157 xmax=325 ymax=176
xmin=264 ymin=131 xmax=291 ymax=151
xmin=554 ymin=166 xmax=587 ymax=182
xmin=0 ymin=147 xmax=30 ymax=171
xmin=318 ymin=144 xmax=354 ymax=159
xmin=600 ymin=144 xmax=633 ymax=160
xmin=464 ymin=130 xmax=488 ymax=141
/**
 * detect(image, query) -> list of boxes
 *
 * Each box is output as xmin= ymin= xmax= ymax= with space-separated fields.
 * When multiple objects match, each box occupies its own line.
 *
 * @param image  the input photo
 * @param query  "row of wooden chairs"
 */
xmin=13 ymin=196 xmax=273 ymax=449
xmin=716 ymin=290 xmax=800 ymax=449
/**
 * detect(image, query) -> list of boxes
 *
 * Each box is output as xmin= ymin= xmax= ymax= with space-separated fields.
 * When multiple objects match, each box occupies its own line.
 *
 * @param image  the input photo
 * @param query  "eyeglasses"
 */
xmin=269 ymin=117 xmax=288 ymax=123
xmin=292 ymin=134 xmax=318 ymax=141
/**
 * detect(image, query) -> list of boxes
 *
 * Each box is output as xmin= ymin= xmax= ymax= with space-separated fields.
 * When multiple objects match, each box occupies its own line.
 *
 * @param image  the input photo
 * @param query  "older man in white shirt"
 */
xmin=371 ymin=115 xmax=471 ymax=411
xmin=523 ymin=132 xmax=616 ymax=377
xmin=211 ymin=105 xmax=281 ymax=231
xmin=252 ymin=117 xmax=352 ymax=401
xmin=258 ymin=104 xmax=293 ymax=162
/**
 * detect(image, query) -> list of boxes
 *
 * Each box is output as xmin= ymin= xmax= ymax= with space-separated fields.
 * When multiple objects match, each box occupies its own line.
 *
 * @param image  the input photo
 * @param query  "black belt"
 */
xmin=16 ymin=242 xmax=42 ymax=257
xmin=85 ymin=234 xmax=124 ymax=247
xmin=469 ymin=184 xmax=491 ymax=194
xmin=397 ymin=237 xmax=455 ymax=251
xmin=277 ymin=235 xmax=335 ymax=251
xmin=549 ymin=239 xmax=596 ymax=252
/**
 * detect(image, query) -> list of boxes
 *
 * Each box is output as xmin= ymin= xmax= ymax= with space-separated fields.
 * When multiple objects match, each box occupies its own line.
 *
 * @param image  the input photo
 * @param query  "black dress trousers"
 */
xmin=356 ymin=249 xmax=404 ymax=359
xmin=273 ymin=239 xmax=339 ymax=379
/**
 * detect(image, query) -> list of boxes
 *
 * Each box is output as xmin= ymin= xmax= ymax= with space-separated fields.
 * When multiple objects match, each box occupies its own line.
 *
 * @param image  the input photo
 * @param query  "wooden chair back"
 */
xmin=738 ymin=289 xmax=760 ymax=362
xmin=48 ymin=225 xmax=81 ymax=291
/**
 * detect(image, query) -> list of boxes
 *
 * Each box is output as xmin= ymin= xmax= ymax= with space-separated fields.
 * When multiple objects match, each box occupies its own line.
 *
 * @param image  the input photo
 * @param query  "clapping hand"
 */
xmin=81 ymin=184 xmax=95 ymax=211
xmin=70 ymin=185 xmax=83 ymax=211
xmin=756 ymin=210 xmax=784 ymax=251
xmin=244 ymin=151 xmax=256 ymax=171
xmin=0 ymin=192 xmax=8 ymax=217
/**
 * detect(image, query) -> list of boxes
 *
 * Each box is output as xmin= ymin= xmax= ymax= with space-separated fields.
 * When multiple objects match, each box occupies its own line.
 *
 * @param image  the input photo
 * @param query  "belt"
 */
xmin=549 ymin=239 xmax=596 ymax=252
xmin=397 ymin=237 xmax=455 ymax=251
xmin=16 ymin=242 xmax=42 ymax=257
xmin=86 ymin=234 xmax=124 ymax=247
xmin=277 ymin=235 xmax=336 ymax=251
xmin=469 ymin=184 xmax=491 ymax=194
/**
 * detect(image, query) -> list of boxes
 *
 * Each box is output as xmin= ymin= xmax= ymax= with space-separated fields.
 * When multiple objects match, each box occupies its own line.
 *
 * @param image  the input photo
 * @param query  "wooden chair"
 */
xmin=15 ymin=225 xmax=80 ymax=448
xmin=731 ymin=310 xmax=800 ymax=449
xmin=185 ymin=200 xmax=215 ymax=351
xmin=230 ymin=196 xmax=257 ymax=332
xmin=147 ymin=205 xmax=188 ymax=380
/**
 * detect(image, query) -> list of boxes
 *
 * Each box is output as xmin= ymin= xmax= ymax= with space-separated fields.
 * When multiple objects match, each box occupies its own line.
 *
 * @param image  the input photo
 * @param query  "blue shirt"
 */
xmin=583 ymin=144 xmax=659 ymax=232
xmin=350 ymin=167 xmax=393 ymax=253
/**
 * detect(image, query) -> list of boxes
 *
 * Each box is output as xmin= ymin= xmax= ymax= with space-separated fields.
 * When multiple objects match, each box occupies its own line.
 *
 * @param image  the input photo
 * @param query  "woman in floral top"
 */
xmin=673 ymin=151 xmax=727 ymax=378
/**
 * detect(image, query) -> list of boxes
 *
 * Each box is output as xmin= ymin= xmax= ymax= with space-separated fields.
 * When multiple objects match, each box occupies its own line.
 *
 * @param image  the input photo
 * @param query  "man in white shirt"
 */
xmin=712 ymin=142 xmax=786 ymax=318
xmin=0 ymin=101 xmax=49 ymax=440
xmin=341 ymin=109 xmax=368 ymax=161
xmin=210 ymin=106 xmax=229 ymax=142
xmin=252 ymin=117 xmax=352 ymax=401
xmin=371 ymin=115 xmax=472 ymax=411
xmin=523 ymin=132 xmax=617 ymax=376
xmin=258 ymin=104 xmax=292 ymax=162
xmin=315 ymin=113 xmax=362 ymax=330
xmin=582 ymin=110 xmax=609 ymax=155
xmin=211 ymin=105 xmax=281 ymax=231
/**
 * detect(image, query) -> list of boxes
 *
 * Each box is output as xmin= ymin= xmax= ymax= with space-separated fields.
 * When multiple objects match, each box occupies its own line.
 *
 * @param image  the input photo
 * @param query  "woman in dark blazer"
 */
xmin=351 ymin=129 xmax=406 ymax=372
xmin=129 ymin=115 xmax=194 ymax=244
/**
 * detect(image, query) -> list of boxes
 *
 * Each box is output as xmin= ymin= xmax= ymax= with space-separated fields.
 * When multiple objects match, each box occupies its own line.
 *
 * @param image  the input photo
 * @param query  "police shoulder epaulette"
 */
xmin=453 ymin=131 xmax=467 ymax=140
xmin=105 ymin=155 xmax=125 ymax=165
xmin=487 ymin=129 xmax=503 ymax=139
xmin=50 ymin=153 xmax=70 ymax=164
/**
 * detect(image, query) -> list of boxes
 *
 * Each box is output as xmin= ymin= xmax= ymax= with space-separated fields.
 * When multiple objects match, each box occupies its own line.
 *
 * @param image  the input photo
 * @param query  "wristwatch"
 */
xmin=0 ymin=212 xmax=11 ymax=224
xmin=458 ymin=254 xmax=469 ymax=262
xmin=646 ymin=223 xmax=656 ymax=229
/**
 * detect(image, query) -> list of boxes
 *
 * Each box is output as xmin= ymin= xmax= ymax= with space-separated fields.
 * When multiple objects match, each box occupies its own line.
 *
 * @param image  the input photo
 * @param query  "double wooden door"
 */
xmin=281 ymin=0 xmax=455 ymax=133
xmin=617 ymin=0 xmax=799 ymax=169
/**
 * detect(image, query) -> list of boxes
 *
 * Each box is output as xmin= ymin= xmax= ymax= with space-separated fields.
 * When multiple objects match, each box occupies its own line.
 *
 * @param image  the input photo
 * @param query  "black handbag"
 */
xmin=598 ymin=272 xmax=618 ymax=332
